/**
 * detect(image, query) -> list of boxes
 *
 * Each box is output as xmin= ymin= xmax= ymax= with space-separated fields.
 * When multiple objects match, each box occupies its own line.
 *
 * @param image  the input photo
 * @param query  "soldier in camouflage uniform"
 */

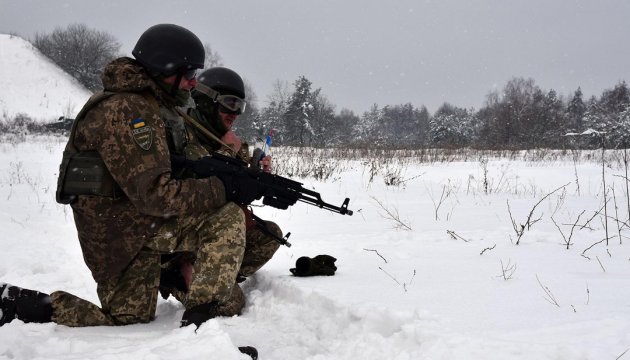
xmin=189 ymin=68 xmax=283 ymax=278
xmin=0 ymin=24 xmax=263 ymax=331
xmin=157 ymin=67 xmax=284 ymax=315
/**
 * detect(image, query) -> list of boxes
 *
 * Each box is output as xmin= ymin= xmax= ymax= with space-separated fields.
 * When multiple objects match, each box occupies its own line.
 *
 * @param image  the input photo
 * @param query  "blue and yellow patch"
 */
xmin=131 ymin=118 xmax=146 ymax=129
xmin=130 ymin=118 xmax=153 ymax=151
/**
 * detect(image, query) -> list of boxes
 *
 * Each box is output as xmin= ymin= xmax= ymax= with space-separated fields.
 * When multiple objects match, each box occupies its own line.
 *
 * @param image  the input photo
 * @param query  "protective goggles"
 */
xmin=182 ymin=68 xmax=198 ymax=80
xmin=194 ymin=82 xmax=247 ymax=114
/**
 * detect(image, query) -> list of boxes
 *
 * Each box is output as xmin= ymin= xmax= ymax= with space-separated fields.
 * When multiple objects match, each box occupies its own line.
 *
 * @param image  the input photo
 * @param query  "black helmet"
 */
xmin=197 ymin=67 xmax=246 ymax=99
xmin=132 ymin=24 xmax=205 ymax=76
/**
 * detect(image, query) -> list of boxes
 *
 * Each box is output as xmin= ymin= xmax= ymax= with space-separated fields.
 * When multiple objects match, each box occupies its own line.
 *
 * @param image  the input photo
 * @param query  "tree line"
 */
xmin=238 ymin=76 xmax=629 ymax=150
xmin=30 ymin=24 xmax=629 ymax=150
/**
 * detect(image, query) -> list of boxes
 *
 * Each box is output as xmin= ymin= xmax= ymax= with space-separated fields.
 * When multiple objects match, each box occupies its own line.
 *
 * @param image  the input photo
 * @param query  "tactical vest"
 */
xmin=55 ymin=91 xmax=185 ymax=204
xmin=56 ymin=92 xmax=122 ymax=204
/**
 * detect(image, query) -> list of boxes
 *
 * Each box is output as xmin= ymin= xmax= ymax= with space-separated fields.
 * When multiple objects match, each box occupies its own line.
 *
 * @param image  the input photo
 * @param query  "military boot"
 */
xmin=0 ymin=283 xmax=53 ymax=326
xmin=238 ymin=346 xmax=258 ymax=360
xmin=180 ymin=301 xmax=220 ymax=328
xmin=180 ymin=297 xmax=257 ymax=359
xmin=180 ymin=284 xmax=246 ymax=326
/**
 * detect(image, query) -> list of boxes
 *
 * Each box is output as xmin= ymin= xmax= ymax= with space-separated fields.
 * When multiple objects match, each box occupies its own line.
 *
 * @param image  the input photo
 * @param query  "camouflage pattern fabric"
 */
xmin=240 ymin=221 xmax=282 ymax=277
xmin=183 ymin=128 xmax=282 ymax=279
xmin=147 ymin=202 xmax=245 ymax=307
xmin=51 ymin=250 xmax=160 ymax=326
xmin=162 ymin=278 xmax=245 ymax=318
xmin=50 ymin=57 xmax=243 ymax=326
xmin=157 ymin=217 xmax=280 ymax=316
xmin=69 ymin=57 xmax=227 ymax=283
xmin=216 ymin=283 xmax=245 ymax=316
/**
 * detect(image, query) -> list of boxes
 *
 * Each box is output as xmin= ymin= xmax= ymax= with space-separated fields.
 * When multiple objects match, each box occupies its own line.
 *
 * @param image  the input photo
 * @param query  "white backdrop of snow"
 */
xmin=1 ymin=136 xmax=630 ymax=359
xmin=0 ymin=34 xmax=91 ymax=123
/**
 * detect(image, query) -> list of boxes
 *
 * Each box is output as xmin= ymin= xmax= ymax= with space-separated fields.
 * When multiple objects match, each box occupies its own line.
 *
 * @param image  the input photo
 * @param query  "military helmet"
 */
xmin=132 ymin=24 xmax=205 ymax=76
xmin=197 ymin=67 xmax=246 ymax=99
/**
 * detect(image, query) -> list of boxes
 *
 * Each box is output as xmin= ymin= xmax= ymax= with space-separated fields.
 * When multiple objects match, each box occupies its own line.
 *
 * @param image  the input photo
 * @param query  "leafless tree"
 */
xmin=203 ymin=43 xmax=223 ymax=68
xmin=34 ymin=23 xmax=120 ymax=92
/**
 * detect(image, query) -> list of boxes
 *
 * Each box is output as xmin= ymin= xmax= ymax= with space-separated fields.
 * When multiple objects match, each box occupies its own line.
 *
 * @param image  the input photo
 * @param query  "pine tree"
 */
xmin=567 ymin=87 xmax=586 ymax=132
xmin=353 ymin=104 xmax=382 ymax=147
xmin=282 ymin=76 xmax=315 ymax=146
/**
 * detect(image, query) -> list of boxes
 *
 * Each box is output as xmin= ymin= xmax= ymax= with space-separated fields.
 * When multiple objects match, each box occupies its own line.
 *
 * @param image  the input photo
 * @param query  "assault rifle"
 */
xmin=171 ymin=153 xmax=353 ymax=246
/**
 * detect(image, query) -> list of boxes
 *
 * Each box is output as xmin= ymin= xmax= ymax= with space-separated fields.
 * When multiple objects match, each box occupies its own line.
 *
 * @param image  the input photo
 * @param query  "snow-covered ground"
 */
xmin=1 ymin=136 xmax=629 ymax=359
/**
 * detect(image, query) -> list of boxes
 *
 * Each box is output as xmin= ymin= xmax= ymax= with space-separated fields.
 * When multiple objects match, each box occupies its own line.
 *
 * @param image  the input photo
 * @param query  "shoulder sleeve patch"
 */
xmin=130 ymin=118 xmax=154 ymax=150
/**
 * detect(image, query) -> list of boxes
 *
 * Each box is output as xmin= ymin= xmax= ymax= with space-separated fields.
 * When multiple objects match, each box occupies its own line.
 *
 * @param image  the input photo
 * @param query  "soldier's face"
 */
xmin=219 ymin=111 xmax=238 ymax=130
xmin=163 ymin=74 xmax=197 ymax=91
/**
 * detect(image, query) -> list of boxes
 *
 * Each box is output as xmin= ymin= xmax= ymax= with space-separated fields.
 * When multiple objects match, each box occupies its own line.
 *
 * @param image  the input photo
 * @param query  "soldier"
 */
xmin=175 ymin=68 xmax=283 ymax=303
xmin=0 ymin=23 xmax=263 ymax=348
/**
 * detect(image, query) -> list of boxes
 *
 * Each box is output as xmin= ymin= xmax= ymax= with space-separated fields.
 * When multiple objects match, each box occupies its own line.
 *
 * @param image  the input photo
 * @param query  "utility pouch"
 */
xmin=56 ymin=150 xmax=123 ymax=204
xmin=55 ymin=91 xmax=125 ymax=205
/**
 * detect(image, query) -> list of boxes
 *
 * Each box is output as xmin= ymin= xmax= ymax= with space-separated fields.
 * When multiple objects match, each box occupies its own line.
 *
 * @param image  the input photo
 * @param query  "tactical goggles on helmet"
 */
xmin=194 ymin=82 xmax=247 ymax=114
xmin=182 ymin=68 xmax=198 ymax=80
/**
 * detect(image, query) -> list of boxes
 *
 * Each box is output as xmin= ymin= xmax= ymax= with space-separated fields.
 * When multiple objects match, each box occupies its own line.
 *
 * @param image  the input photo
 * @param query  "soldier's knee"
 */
xmin=219 ymin=202 xmax=247 ymax=246
xmin=195 ymin=202 xmax=247 ymax=251
xmin=224 ymin=202 xmax=246 ymax=223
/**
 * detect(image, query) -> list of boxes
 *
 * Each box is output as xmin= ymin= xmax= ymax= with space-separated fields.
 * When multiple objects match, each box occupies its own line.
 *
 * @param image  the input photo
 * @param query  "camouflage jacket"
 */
xmin=69 ymin=57 xmax=227 ymax=282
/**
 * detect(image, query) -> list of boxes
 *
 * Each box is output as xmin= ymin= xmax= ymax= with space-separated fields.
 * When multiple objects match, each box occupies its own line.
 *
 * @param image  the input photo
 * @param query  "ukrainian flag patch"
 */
xmin=130 ymin=118 xmax=153 ymax=151
xmin=132 ymin=118 xmax=146 ymax=129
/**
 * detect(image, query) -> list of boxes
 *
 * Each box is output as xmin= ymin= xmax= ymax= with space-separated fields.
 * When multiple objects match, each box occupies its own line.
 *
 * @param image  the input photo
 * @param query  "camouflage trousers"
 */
xmin=160 ymin=216 xmax=282 ymax=315
xmin=240 ymin=219 xmax=282 ymax=277
xmin=51 ymin=202 xmax=247 ymax=326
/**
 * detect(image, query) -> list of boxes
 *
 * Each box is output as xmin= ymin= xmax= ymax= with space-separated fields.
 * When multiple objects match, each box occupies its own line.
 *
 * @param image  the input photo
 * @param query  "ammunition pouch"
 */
xmin=56 ymin=150 xmax=123 ymax=204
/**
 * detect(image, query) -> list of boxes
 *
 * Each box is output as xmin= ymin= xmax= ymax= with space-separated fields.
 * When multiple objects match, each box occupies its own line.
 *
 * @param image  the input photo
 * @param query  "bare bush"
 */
xmin=508 ymin=183 xmax=569 ymax=245
xmin=0 ymin=114 xmax=52 ymax=136
xmin=34 ymin=23 xmax=121 ymax=91
xmin=370 ymin=195 xmax=412 ymax=231
xmin=498 ymin=259 xmax=516 ymax=280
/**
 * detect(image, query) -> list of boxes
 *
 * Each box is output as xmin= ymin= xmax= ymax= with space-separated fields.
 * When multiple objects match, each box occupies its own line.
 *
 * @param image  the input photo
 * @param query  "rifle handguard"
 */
xmin=171 ymin=153 xmax=354 ymax=216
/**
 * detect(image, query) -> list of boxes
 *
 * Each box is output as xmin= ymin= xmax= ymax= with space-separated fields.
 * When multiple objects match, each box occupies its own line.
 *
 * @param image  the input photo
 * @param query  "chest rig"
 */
xmin=56 ymin=92 xmax=186 ymax=204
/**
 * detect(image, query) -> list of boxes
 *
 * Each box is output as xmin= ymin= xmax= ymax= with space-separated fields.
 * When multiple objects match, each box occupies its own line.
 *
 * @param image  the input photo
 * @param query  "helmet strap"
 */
xmin=170 ymin=72 xmax=184 ymax=97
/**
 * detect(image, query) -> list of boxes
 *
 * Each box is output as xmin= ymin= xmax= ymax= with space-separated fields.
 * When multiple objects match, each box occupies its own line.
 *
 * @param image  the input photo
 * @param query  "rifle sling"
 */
xmin=175 ymin=107 xmax=247 ymax=162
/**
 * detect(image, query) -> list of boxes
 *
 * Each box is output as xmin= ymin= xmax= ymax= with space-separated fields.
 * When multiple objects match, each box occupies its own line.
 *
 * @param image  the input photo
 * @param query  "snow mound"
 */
xmin=0 ymin=34 xmax=92 ymax=123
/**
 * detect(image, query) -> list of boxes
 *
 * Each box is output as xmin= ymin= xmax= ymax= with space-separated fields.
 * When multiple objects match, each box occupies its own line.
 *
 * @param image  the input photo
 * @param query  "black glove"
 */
xmin=170 ymin=155 xmax=217 ymax=178
xmin=290 ymin=255 xmax=337 ymax=276
xmin=188 ymin=156 xmax=218 ymax=178
xmin=218 ymin=173 xmax=264 ymax=205
xmin=263 ymin=191 xmax=299 ymax=210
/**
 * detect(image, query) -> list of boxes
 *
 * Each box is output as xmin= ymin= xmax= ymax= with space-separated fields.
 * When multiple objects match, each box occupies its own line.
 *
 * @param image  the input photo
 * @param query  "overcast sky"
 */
xmin=1 ymin=0 xmax=628 ymax=114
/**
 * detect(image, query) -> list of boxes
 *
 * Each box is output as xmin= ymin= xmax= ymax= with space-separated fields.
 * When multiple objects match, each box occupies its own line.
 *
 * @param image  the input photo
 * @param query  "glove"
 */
xmin=263 ymin=189 xmax=299 ymax=210
xmin=290 ymin=255 xmax=337 ymax=276
xmin=218 ymin=173 xmax=264 ymax=205
xmin=188 ymin=156 xmax=217 ymax=178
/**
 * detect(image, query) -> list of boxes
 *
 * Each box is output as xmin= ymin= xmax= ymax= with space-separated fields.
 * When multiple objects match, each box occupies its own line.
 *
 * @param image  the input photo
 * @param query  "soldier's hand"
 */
xmin=259 ymin=155 xmax=272 ymax=173
xmin=218 ymin=173 xmax=264 ymax=205
xmin=221 ymin=130 xmax=242 ymax=153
